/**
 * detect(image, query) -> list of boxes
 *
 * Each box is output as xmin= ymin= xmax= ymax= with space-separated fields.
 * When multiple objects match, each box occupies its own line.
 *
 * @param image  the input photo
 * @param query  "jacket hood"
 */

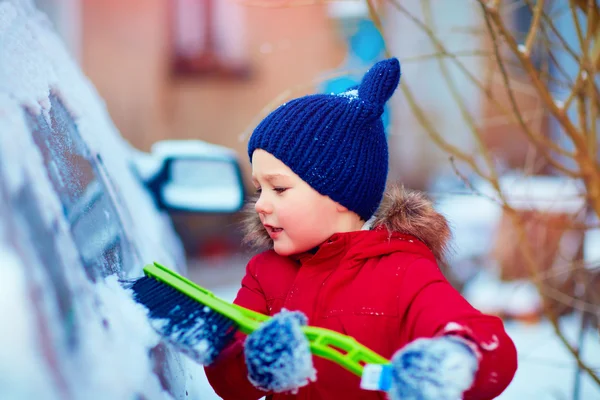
xmin=242 ymin=185 xmax=452 ymax=263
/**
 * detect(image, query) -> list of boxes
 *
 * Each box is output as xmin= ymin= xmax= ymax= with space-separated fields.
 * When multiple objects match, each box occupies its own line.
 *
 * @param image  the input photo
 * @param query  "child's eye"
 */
xmin=273 ymin=187 xmax=287 ymax=194
xmin=255 ymin=188 xmax=262 ymax=194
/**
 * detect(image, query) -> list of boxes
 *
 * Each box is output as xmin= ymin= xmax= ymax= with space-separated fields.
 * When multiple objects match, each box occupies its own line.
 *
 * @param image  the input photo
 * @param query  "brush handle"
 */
xmin=303 ymin=326 xmax=389 ymax=376
xmin=146 ymin=262 xmax=389 ymax=377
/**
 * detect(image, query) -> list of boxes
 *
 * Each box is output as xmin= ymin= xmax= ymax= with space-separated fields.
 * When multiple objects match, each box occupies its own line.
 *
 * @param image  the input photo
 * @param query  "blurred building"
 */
xmin=65 ymin=0 xmax=345 ymax=175
xmin=36 ymin=0 xmax=350 ymax=255
xmin=34 ymin=0 xmax=557 ymax=257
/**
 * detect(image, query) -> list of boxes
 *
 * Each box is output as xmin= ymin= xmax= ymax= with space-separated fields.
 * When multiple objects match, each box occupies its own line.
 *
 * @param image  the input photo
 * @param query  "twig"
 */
xmin=573 ymin=292 xmax=588 ymax=400
xmin=524 ymin=0 xmax=545 ymax=55
xmin=564 ymin=69 xmax=587 ymax=111
xmin=506 ymin=205 xmax=600 ymax=385
xmin=479 ymin=6 xmax=581 ymax=177
xmin=524 ymin=0 xmax=583 ymax=64
xmin=481 ymin=2 xmax=586 ymax=149
xmin=422 ymin=0 xmax=498 ymax=180
xmin=581 ymin=0 xmax=598 ymax=156
xmin=365 ymin=0 xmax=495 ymax=182
xmin=569 ymin=0 xmax=587 ymax=50
xmin=388 ymin=0 xmax=576 ymax=160
xmin=479 ymin=1 xmax=600 ymax=223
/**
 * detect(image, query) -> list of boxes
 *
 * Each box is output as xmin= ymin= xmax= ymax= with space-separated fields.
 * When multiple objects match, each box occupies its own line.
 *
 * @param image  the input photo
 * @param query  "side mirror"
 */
xmin=135 ymin=140 xmax=245 ymax=213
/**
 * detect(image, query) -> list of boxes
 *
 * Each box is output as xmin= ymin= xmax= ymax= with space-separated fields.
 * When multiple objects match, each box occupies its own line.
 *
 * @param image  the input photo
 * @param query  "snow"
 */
xmin=475 ymin=174 xmax=585 ymax=214
xmin=326 ymin=1 xmax=369 ymax=19
xmin=2 ymin=0 xmax=187 ymax=274
xmin=0 ymin=244 xmax=62 ymax=400
xmin=584 ymin=228 xmax=600 ymax=269
xmin=499 ymin=316 xmax=600 ymax=399
xmin=69 ymin=276 xmax=171 ymax=400
xmin=0 ymin=0 xmax=196 ymax=398
xmin=162 ymin=185 xmax=243 ymax=212
xmin=148 ymin=317 xmax=213 ymax=366
xmin=435 ymin=194 xmax=502 ymax=261
xmin=4 ymin=0 xmax=187 ymax=274
xmin=0 ymin=211 xmax=172 ymax=399
xmin=338 ymin=89 xmax=359 ymax=99
xmin=463 ymin=270 xmax=542 ymax=316
xmin=153 ymin=280 xmax=265 ymax=400
xmin=2 ymin=0 xmax=597 ymax=398
xmin=151 ymin=139 xmax=238 ymax=160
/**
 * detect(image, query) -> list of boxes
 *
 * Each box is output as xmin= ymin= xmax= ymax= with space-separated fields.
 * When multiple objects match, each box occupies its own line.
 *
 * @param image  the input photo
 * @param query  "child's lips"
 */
xmin=264 ymin=225 xmax=283 ymax=238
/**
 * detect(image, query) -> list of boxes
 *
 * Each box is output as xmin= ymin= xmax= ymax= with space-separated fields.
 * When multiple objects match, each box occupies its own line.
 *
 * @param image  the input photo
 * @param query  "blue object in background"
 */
xmin=322 ymin=76 xmax=358 ymax=95
xmin=350 ymin=20 xmax=386 ymax=63
xmin=321 ymin=18 xmax=391 ymax=135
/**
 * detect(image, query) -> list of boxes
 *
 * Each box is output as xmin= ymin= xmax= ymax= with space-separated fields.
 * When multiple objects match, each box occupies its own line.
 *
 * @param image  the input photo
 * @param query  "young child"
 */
xmin=205 ymin=58 xmax=517 ymax=400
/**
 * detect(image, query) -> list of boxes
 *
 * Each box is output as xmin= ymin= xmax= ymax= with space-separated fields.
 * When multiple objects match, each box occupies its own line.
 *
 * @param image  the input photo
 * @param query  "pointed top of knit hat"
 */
xmin=358 ymin=57 xmax=400 ymax=108
xmin=248 ymin=57 xmax=402 ymax=221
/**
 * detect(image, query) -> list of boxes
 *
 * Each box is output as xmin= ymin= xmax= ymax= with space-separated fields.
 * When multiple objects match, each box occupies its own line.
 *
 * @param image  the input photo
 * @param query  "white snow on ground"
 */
xmin=463 ymin=270 xmax=542 ymax=317
xmin=499 ymin=316 xmax=600 ymax=399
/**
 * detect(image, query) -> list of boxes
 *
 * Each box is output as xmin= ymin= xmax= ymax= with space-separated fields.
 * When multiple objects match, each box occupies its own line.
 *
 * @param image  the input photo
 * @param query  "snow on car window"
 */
xmin=23 ymin=94 xmax=134 ymax=279
xmin=12 ymin=181 xmax=77 ymax=348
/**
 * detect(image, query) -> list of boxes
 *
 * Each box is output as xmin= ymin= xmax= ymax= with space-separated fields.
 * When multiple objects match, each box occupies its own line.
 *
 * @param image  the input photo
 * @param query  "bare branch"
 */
xmin=480 ymin=6 xmax=581 ymax=177
xmin=422 ymin=0 xmax=498 ymax=179
xmin=388 ymin=0 xmax=576 ymax=161
xmin=569 ymin=0 xmax=587 ymax=49
xmin=504 ymin=206 xmax=600 ymax=385
xmin=524 ymin=0 xmax=545 ymax=55
xmin=479 ymin=2 xmax=599 ymax=188
xmin=366 ymin=0 xmax=496 ymax=182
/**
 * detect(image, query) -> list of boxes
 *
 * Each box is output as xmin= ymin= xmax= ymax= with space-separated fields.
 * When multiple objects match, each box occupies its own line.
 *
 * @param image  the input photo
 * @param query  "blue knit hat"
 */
xmin=248 ymin=58 xmax=401 ymax=221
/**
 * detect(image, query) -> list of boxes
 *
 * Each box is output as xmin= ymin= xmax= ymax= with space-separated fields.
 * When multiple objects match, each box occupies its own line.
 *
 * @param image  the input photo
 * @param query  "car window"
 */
xmin=24 ymin=94 xmax=136 ymax=280
xmin=10 ymin=180 xmax=78 ymax=350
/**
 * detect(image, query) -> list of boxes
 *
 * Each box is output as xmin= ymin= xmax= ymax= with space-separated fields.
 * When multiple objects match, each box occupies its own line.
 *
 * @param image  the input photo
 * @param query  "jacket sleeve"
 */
xmin=398 ymin=257 xmax=518 ymax=400
xmin=204 ymin=256 xmax=270 ymax=400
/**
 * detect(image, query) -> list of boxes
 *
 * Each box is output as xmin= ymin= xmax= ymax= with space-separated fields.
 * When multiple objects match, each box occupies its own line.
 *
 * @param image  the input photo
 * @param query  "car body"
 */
xmin=0 ymin=1 xmax=243 ymax=398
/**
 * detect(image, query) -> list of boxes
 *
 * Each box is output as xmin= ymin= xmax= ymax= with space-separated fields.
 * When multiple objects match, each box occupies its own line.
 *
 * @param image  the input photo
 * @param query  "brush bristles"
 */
xmin=128 ymin=276 xmax=238 ymax=365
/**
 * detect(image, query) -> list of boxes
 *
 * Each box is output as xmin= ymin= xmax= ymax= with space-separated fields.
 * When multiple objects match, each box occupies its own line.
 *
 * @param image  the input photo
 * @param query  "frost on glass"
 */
xmin=23 ymin=94 xmax=133 ymax=280
xmin=12 ymin=181 xmax=78 ymax=349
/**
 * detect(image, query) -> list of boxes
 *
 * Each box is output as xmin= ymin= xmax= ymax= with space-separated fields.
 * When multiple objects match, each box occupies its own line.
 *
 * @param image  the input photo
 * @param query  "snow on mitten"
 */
xmin=388 ymin=335 xmax=479 ymax=400
xmin=244 ymin=309 xmax=316 ymax=393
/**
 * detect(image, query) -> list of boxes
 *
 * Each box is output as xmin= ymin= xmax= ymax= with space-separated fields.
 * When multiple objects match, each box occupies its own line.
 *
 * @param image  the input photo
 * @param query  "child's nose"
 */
xmin=255 ymin=195 xmax=273 ymax=215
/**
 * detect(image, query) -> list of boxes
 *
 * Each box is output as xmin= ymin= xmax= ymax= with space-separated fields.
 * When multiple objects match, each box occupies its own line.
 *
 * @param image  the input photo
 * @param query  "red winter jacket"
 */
xmin=205 ymin=187 xmax=517 ymax=400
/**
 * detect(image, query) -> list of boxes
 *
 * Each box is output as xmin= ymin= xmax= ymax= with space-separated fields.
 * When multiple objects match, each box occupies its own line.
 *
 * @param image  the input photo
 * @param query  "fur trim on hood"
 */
xmin=242 ymin=185 xmax=452 ymax=263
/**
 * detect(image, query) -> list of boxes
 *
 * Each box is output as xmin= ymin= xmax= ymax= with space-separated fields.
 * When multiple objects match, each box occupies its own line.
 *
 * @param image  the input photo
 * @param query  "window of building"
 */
xmin=170 ymin=0 xmax=250 ymax=79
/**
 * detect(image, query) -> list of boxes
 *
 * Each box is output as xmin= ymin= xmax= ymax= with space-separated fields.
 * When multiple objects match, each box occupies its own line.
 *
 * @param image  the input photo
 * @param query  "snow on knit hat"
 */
xmin=248 ymin=58 xmax=401 ymax=221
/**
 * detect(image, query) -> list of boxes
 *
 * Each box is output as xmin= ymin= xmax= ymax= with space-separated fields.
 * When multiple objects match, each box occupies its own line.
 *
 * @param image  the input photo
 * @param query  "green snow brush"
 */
xmin=127 ymin=262 xmax=389 ymax=382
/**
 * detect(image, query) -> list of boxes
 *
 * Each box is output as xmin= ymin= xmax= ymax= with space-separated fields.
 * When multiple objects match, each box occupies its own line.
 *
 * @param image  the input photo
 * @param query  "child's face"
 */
xmin=251 ymin=149 xmax=343 ymax=256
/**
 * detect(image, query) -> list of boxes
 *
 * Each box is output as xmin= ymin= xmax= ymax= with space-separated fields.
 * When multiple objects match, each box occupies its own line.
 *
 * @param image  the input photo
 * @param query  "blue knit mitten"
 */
xmin=244 ymin=309 xmax=316 ymax=393
xmin=387 ymin=336 xmax=479 ymax=400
